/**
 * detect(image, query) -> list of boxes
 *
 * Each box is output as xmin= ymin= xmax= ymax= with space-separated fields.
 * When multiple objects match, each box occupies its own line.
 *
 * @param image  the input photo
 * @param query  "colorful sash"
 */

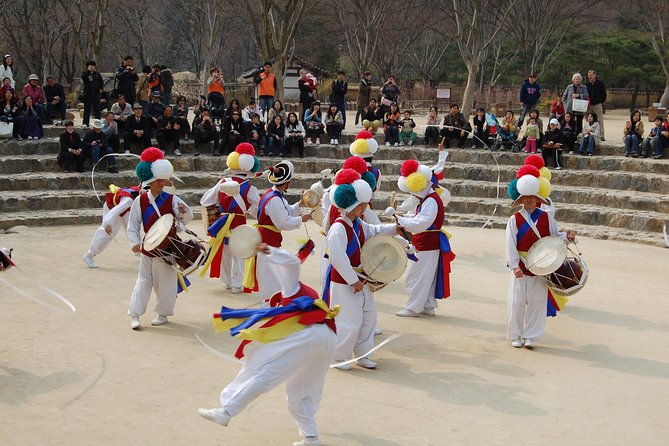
xmin=322 ymin=218 xmax=362 ymax=305
xmin=518 ymin=250 xmax=569 ymax=317
xmin=425 ymin=226 xmax=455 ymax=299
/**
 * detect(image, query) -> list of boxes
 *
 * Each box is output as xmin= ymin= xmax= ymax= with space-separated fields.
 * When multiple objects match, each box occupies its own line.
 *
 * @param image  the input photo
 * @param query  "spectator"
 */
xmin=146 ymin=91 xmax=165 ymax=127
xmin=284 ymin=111 xmax=305 ymax=158
xmin=160 ymin=65 xmax=173 ymax=105
xmin=304 ymin=101 xmax=324 ymax=145
xmin=623 ymin=109 xmax=644 ymax=157
xmin=223 ymin=108 xmax=246 ymax=154
xmin=84 ymin=119 xmax=117 ymax=173
xmin=655 ymin=119 xmax=669 ymax=159
xmin=523 ymin=109 xmax=544 ymax=151
xmin=242 ymin=98 xmax=263 ymax=123
xmin=440 ymin=103 xmax=468 ymax=148
xmin=497 ymin=110 xmax=519 ymax=152
xmin=586 ymin=70 xmax=607 ymax=141
xmin=21 ymin=74 xmax=46 ymax=122
xmin=524 ymin=117 xmax=540 ymax=153
xmin=156 ymin=106 xmax=182 ymax=156
xmin=15 ymin=96 xmax=43 ymax=140
xmin=192 ymin=107 xmax=221 ymax=156
xmin=99 ymin=89 xmax=111 ymax=114
xmin=81 ymin=61 xmax=103 ymax=128
xmin=207 ymin=67 xmax=226 ymax=115
xmin=103 ymin=111 xmax=120 ymax=152
xmin=224 ymin=98 xmax=241 ymax=120
xmin=384 ymin=102 xmax=401 ymax=147
xmin=0 ymin=88 xmax=19 ymax=136
xmin=643 ymin=116 xmax=665 ymax=158
xmin=579 ymin=112 xmax=600 ymax=156
xmin=380 ymin=75 xmax=400 ymax=114
xmin=124 ymin=103 xmax=152 ymax=153
xmin=111 ymin=94 xmax=132 ymax=139
xmin=256 ymin=62 xmax=277 ymax=120
xmin=355 ymin=70 xmax=373 ymax=126
xmin=148 ymin=64 xmax=163 ymax=96
xmin=136 ymin=65 xmax=151 ymax=109
xmin=267 ymin=114 xmax=286 ymax=156
xmin=298 ymin=69 xmax=317 ymax=119
xmin=543 ymin=118 xmax=565 ymax=170
xmin=115 ymin=55 xmax=139 ymax=106
xmin=562 ymin=72 xmax=589 ymax=135
xmin=173 ymin=96 xmax=190 ymax=140
xmin=267 ymin=99 xmax=287 ymax=124
xmin=562 ymin=112 xmax=577 ymax=153
xmin=423 ymin=105 xmax=441 ymax=146
xmin=1 ymin=77 xmax=14 ymax=96
xmin=399 ymin=109 xmax=417 ymax=146
xmin=43 ymin=76 xmax=67 ymax=125
xmin=330 ymin=71 xmax=348 ymax=129
xmin=517 ymin=73 xmax=541 ymax=129
xmin=58 ymin=121 xmax=85 ymax=172
xmin=325 ymin=103 xmax=343 ymax=146
xmin=0 ymin=54 xmax=14 ymax=89
xmin=551 ymin=95 xmax=565 ymax=123
xmin=193 ymin=95 xmax=208 ymax=124
xmin=362 ymin=98 xmax=382 ymax=134
xmin=247 ymin=113 xmax=267 ymax=155
xmin=471 ymin=107 xmax=488 ymax=148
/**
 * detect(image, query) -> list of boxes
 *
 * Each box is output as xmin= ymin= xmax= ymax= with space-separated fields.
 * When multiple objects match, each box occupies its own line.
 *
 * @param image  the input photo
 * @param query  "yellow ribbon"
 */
xmin=177 ymin=271 xmax=188 ymax=293
xmin=243 ymin=255 xmax=257 ymax=290
xmin=198 ymin=213 xmax=236 ymax=278
xmin=426 ymin=226 xmax=453 ymax=239
xmin=256 ymin=224 xmax=280 ymax=233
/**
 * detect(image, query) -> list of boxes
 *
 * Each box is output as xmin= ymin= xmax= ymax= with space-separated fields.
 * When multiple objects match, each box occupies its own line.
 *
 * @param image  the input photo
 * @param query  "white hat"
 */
xmin=329 ymin=168 xmax=373 ymax=212
xmin=28 ymin=74 xmax=39 ymax=81
xmin=268 ymin=160 xmax=294 ymax=185
xmin=397 ymin=159 xmax=433 ymax=195
xmin=349 ymin=130 xmax=379 ymax=159
xmin=92 ymin=119 xmax=104 ymax=129
xmin=549 ymin=118 xmax=560 ymax=126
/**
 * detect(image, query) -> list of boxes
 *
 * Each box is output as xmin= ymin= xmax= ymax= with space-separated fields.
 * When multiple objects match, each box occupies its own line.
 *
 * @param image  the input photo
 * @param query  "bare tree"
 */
xmin=57 ymin=0 xmax=109 ymax=67
xmin=409 ymin=31 xmax=451 ymax=83
xmin=640 ymin=0 xmax=669 ymax=106
xmin=105 ymin=1 xmax=160 ymax=68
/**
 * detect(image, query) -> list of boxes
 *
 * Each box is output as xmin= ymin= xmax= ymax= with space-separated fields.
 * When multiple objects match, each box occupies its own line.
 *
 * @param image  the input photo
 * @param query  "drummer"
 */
xmin=506 ymin=165 xmax=575 ymax=349
xmin=127 ymin=147 xmax=193 ymax=330
xmin=199 ymin=143 xmax=261 ymax=293
xmin=324 ymin=168 xmax=399 ymax=370
xmin=245 ymin=160 xmax=311 ymax=305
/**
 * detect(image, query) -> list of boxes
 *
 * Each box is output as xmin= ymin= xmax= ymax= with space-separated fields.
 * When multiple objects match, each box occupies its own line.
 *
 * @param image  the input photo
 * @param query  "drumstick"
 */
xmin=363 ymin=256 xmax=387 ymax=284
xmin=393 ymin=214 xmax=412 ymax=242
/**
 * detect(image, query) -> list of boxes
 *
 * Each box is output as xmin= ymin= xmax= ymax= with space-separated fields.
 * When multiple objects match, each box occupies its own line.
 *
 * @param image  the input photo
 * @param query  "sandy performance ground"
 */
xmin=1 ymin=220 xmax=667 ymax=445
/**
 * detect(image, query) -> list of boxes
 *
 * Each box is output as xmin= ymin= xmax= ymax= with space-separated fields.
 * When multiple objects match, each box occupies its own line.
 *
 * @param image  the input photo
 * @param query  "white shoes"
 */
xmin=421 ymin=308 xmax=435 ymax=317
xmin=393 ymin=142 xmax=398 ymax=147
xmin=395 ymin=308 xmax=419 ymax=317
xmin=356 ymin=358 xmax=377 ymax=369
xmin=231 ymin=287 xmax=243 ymax=294
xmin=151 ymin=315 xmax=169 ymax=326
xmin=174 ymin=148 xmax=182 ymax=156
xmin=373 ymin=327 xmax=383 ymax=335
xmin=329 ymin=138 xmax=334 ymax=144
xmin=385 ymin=142 xmax=390 ymax=146
xmin=333 ymin=361 xmax=352 ymax=371
xmin=523 ymin=338 xmax=534 ymax=349
xmin=197 ymin=408 xmax=231 ymax=427
xmin=511 ymin=338 xmax=523 ymax=348
xmin=293 ymin=436 xmax=321 ymax=446
xmin=82 ymin=252 xmax=97 ymax=268
xmin=130 ymin=315 xmax=141 ymax=330
xmin=334 ymin=138 xmax=339 ymax=145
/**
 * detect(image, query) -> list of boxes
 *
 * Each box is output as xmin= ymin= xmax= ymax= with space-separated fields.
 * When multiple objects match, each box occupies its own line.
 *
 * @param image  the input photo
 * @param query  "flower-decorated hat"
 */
xmin=342 ymin=156 xmax=377 ymax=191
xmin=329 ymin=168 xmax=373 ymax=212
xmin=135 ymin=147 xmax=174 ymax=188
xmin=268 ymin=160 xmax=295 ymax=185
xmin=397 ymin=159 xmax=433 ymax=195
xmin=349 ymin=130 xmax=379 ymax=159
xmin=226 ymin=142 xmax=261 ymax=176
xmin=507 ymin=154 xmax=551 ymax=207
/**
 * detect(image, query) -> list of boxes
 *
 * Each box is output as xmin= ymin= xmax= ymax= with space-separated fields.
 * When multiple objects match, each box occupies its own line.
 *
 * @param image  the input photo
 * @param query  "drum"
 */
xmin=545 ymin=251 xmax=589 ymax=296
xmin=525 ymin=236 xmax=567 ymax=276
xmin=302 ymin=189 xmax=321 ymax=208
xmin=359 ymin=235 xmax=407 ymax=291
xmin=143 ymin=214 xmax=207 ymax=276
xmin=171 ymin=239 xmax=208 ymax=276
xmin=202 ymin=205 xmax=220 ymax=232
xmin=228 ymin=225 xmax=261 ymax=259
xmin=144 ymin=214 xmax=177 ymax=253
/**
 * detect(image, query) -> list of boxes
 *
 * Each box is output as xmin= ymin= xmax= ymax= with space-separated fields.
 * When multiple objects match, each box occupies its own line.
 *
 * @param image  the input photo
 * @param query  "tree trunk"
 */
xmin=461 ymin=62 xmax=477 ymax=119
xmin=660 ymin=79 xmax=669 ymax=107
xmin=275 ymin=55 xmax=286 ymax=103
xmin=630 ymin=85 xmax=639 ymax=112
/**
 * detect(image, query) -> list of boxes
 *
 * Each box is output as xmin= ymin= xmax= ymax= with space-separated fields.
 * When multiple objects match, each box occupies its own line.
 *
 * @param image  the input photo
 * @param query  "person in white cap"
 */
xmin=198 ymin=244 xmax=338 ymax=446
xmin=126 ymin=147 xmax=193 ymax=330
xmin=199 ymin=142 xmax=261 ymax=293
xmin=324 ymin=168 xmax=399 ymax=370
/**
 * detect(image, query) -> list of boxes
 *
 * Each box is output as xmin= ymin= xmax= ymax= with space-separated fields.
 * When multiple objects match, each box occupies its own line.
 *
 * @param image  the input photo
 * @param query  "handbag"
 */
xmin=380 ymin=97 xmax=393 ymax=107
xmin=572 ymin=98 xmax=588 ymax=114
xmin=0 ymin=121 xmax=13 ymax=138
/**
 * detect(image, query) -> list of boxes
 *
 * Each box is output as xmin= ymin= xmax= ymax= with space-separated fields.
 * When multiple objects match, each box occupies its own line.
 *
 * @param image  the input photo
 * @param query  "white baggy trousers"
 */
xmin=88 ymin=204 xmax=128 ymax=257
xmin=128 ymin=254 xmax=178 ymax=317
xmin=218 ymin=244 xmax=244 ymax=289
xmin=329 ymin=282 xmax=376 ymax=361
xmin=404 ymin=249 xmax=439 ymax=314
xmin=256 ymin=251 xmax=281 ymax=305
xmin=507 ymin=273 xmax=547 ymax=340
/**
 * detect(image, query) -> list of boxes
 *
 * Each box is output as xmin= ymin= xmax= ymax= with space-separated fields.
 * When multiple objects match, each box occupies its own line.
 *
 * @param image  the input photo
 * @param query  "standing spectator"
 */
xmin=58 ymin=121 xmax=85 ymax=172
xmin=193 ymin=108 xmax=221 ymax=156
xmin=160 ymin=65 xmax=173 ymax=105
xmin=325 ymin=103 xmax=343 ymax=145
xmin=383 ymin=102 xmax=401 ymax=147
xmin=424 ymin=105 xmax=441 ymax=146
xmin=102 ymin=111 xmax=120 ymax=152
xmin=146 ymin=91 xmax=165 ymax=127
xmin=156 ymin=106 xmax=182 ymax=156
xmin=399 ymin=110 xmax=417 ymax=146
xmin=562 ymin=112 xmax=577 ymax=153
xmin=517 ymin=73 xmax=541 ymax=129
xmin=543 ymin=118 xmax=565 ymax=169
xmin=115 ymin=55 xmax=139 ymax=106
xmin=562 ymin=73 xmax=589 ymax=135
xmin=81 ymin=61 xmax=104 ymax=128
xmin=330 ymin=71 xmax=348 ymax=129
xmin=267 ymin=114 xmax=286 ymax=156
xmin=355 ymin=70 xmax=373 ymax=126
xmin=43 ymin=76 xmax=67 ymax=125
xmin=623 ymin=109 xmax=644 ymax=157
xmin=242 ymin=98 xmax=264 ymax=123
xmin=284 ymin=111 xmax=305 ymax=157
xmin=136 ymin=65 xmax=151 ymax=109
xmin=111 ymin=94 xmax=132 ymax=140
xmin=586 ymin=70 xmax=607 ymax=141
xmin=304 ymin=101 xmax=324 ymax=145
xmin=246 ymin=113 xmax=267 ymax=154
xmin=579 ymin=112 xmax=600 ymax=156
xmin=268 ymin=99 xmax=287 ymax=124
xmin=524 ymin=117 xmax=540 ymax=153
xmin=0 ymin=54 xmax=14 ymax=89
xmin=84 ymin=119 xmax=117 ymax=173
xmin=223 ymin=108 xmax=246 ymax=154
xmin=298 ymin=69 xmax=317 ymax=119
xmin=148 ymin=64 xmax=163 ymax=96
xmin=471 ymin=107 xmax=488 ymax=148
xmin=380 ymin=75 xmax=401 ymax=115
xmin=173 ymin=96 xmax=190 ymax=140
xmin=362 ymin=98 xmax=382 ymax=134
xmin=15 ymin=96 xmax=43 ymax=140
xmin=207 ymin=67 xmax=226 ymax=114
xmin=643 ymin=116 xmax=665 ymax=158
xmin=21 ymin=74 xmax=46 ymax=122
xmin=256 ymin=61 xmax=277 ymax=120
xmin=440 ymin=103 xmax=468 ymax=148
xmin=124 ymin=103 xmax=152 ymax=153
xmin=551 ymin=95 xmax=565 ymax=123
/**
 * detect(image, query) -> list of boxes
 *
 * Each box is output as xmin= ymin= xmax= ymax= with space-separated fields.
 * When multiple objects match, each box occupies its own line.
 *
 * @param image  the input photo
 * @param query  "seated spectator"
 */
xmin=246 ymin=113 xmax=267 ymax=154
xmin=325 ymin=103 xmax=343 ymax=146
xmin=384 ymin=102 xmax=401 ymax=146
xmin=268 ymin=99 xmax=287 ymax=124
xmin=1 ymin=77 xmax=14 ymax=96
xmin=224 ymin=98 xmax=241 ymax=120
xmin=424 ymin=105 xmax=441 ymax=146
xmin=146 ymin=91 xmax=165 ymax=127
xmin=156 ymin=105 xmax=181 ymax=156
xmin=579 ymin=112 xmax=600 ymax=156
xmin=440 ymin=103 xmax=468 ymax=148
xmin=304 ymin=101 xmax=324 ymax=145
xmin=207 ymin=68 xmax=226 ymax=120
xmin=84 ymin=119 xmax=117 ymax=173
xmin=242 ymin=98 xmax=264 ymax=123
xmin=362 ymin=98 xmax=383 ymax=134
xmin=223 ymin=108 xmax=247 ymax=154
xmin=124 ymin=103 xmax=152 ymax=153
xmin=173 ymin=96 xmax=190 ymax=139
xmin=192 ymin=108 xmax=220 ymax=156
xmin=643 ymin=116 xmax=665 ymax=159
xmin=623 ymin=109 xmax=644 ymax=157
xmin=193 ymin=95 xmax=207 ymax=125
xmin=471 ymin=107 xmax=488 ymax=148
xmin=15 ymin=96 xmax=43 ymax=140
xmin=267 ymin=115 xmax=286 ymax=156
xmin=551 ymin=95 xmax=565 ymax=123
xmin=102 ymin=111 xmax=120 ymax=152
xmin=284 ymin=112 xmax=305 ymax=158
xmin=0 ymin=89 xmax=19 ymax=137
xmin=111 ymin=94 xmax=132 ymax=139
xmin=399 ymin=110 xmax=417 ymax=146
xmin=99 ymin=90 xmax=111 ymax=113
xmin=21 ymin=74 xmax=46 ymax=122
xmin=136 ymin=65 xmax=151 ymax=109
xmin=543 ymin=118 xmax=565 ymax=170
xmin=496 ymin=110 xmax=519 ymax=152
xmin=59 ymin=121 xmax=85 ymax=172
xmin=562 ymin=112 xmax=577 ymax=153
xmin=43 ymin=76 xmax=67 ymax=125
xmin=524 ymin=117 xmax=540 ymax=154
xmin=656 ymin=119 xmax=669 ymax=159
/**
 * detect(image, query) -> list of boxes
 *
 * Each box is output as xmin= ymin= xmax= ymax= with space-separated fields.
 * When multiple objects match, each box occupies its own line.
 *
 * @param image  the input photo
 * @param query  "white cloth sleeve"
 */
xmin=101 ymin=196 xmax=133 ymax=227
xmin=327 ymin=223 xmax=361 ymax=285
xmin=200 ymin=180 xmax=224 ymax=206
xmin=397 ymin=195 xmax=420 ymax=213
xmin=432 ymin=150 xmax=449 ymax=175
xmin=173 ymin=195 xmax=194 ymax=225
xmin=396 ymin=197 xmax=438 ymax=233
xmin=247 ymin=186 xmax=261 ymax=218
xmin=506 ymin=215 xmax=520 ymax=270
xmin=363 ymin=207 xmax=381 ymax=225
xmin=360 ymin=220 xmax=397 ymax=239
xmin=126 ymin=198 xmax=143 ymax=247
xmin=266 ymin=196 xmax=302 ymax=231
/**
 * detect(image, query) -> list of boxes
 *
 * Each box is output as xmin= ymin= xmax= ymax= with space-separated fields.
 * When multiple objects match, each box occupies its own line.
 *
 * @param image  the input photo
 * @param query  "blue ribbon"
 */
xmin=218 ymin=295 xmax=316 ymax=336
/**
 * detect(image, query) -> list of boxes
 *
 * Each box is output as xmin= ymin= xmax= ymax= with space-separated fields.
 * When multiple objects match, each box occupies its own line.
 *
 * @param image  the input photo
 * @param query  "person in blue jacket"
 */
xmin=517 ymin=73 xmax=541 ymax=129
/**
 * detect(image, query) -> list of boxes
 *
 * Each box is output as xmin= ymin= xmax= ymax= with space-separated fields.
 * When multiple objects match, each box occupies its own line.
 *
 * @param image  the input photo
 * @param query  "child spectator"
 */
xmin=15 ymin=96 xmax=43 ymax=140
xmin=623 ymin=109 xmax=644 ymax=157
xmin=471 ymin=107 xmax=488 ymax=148
xmin=524 ymin=117 xmax=540 ymax=153
xmin=247 ymin=113 xmax=267 ymax=155
xmin=362 ymin=98 xmax=382 ymax=134
xmin=643 ymin=116 xmax=665 ymax=158
xmin=304 ymin=101 xmax=324 ymax=145
xmin=424 ymin=105 xmax=441 ymax=145
xmin=325 ymin=103 xmax=343 ymax=145
xmin=59 ymin=121 xmax=85 ymax=172
xmin=384 ymin=102 xmax=401 ymax=146
xmin=267 ymin=114 xmax=286 ymax=156
xmin=284 ymin=111 xmax=305 ymax=157
xmin=579 ymin=112 xmax=600 ymax=156
xmin=551 ymin=95 xmax=565 ymax=123
xmin=562 ymin=112 xmax=577 ymax=153
xmin=399 ymin=110 xmax=417 ymax=146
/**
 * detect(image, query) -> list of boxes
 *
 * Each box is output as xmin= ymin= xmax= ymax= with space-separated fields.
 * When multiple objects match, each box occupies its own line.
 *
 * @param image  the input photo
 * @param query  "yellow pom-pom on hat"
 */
xmin=406 ymin=172 xmax=429 ymax=193
xmin=538 ymin=176 xmax=551 ymax=198
xmin=539 ymin=166 xmax=552 ymax=181
xmin=226 ymin=151 xmax=241 ymax=171
xmin=350 ymin=138 xmax=369 ymax=155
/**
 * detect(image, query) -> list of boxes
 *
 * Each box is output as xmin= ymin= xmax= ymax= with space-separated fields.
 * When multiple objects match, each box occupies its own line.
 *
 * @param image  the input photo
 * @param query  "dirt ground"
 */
xmin=1 ymin=221 xmax=668 ymax=446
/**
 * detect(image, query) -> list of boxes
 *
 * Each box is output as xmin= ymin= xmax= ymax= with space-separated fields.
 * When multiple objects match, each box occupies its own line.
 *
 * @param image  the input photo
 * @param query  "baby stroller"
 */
xmin=207 ymin=92 xmax=226 ymax=123
xmin=489 ymin=113 xmax=523 ymax=152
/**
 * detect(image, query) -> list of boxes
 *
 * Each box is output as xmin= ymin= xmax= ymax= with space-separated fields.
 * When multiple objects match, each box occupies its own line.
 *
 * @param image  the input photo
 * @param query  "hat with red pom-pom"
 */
xmin=226 ymin=142 xmax=261 ymax=175
xmin=397 ymin=159 xmax=433 ymax=195
xmin=135 ymin=147 xmax=174 ymax=187
xmin=329 ymin=168 xmax=373 ymax=212
xmin=508 ymin=155 xmax=551 ymax=207
xmin=349 ymin=130 xmax=379 ymax=159
xmin=268 ymin=160 xmax=294 ymax=185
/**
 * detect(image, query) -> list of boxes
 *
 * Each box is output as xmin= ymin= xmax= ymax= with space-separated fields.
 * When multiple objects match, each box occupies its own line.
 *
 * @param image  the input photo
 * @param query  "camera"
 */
xmin=241 ymin=66 xmax=264 ymax=80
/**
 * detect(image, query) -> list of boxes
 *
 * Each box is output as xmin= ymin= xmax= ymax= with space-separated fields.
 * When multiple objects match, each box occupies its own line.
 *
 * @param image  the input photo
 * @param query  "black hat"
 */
xmin=86 ymin=61 xmax=96 ymax=67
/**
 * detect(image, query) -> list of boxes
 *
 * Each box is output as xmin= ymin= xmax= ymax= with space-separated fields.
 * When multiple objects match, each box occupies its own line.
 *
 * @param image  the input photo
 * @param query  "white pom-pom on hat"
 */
xmin=151 ymin=159 xmax=174 ymax=181
xmin=238 ymin=154 xmax=255 ymax=172
xmin=516 ymin=175 xmax=540 ymax=196
xmin=352 ymin=179 xmax=373 ymax=206
xmin=367 ymin=138 xmax=379 ymax=155
xmin=397 ymin=176 xmax=409 ymax=193
xmin=417 ymin=164 xmax=432 ymax=180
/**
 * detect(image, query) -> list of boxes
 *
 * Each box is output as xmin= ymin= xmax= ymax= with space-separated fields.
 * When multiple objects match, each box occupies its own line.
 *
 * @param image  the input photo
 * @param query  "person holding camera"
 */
xmin=207 ymin=67 xmax=226 ymax=114
xmin=148 ymin=64 xmax=163 ymax=97
xmin=115 ymin=55 xmax=138 ymax=106
xmin=256 ymin=62 xmax=277 ymax=121
xmin=81 ymin=61 xmax=104 ymax=128
xmin=380 ymin=75 xmax=401 ymax=115
xmin=193 ymin=108 xmax=221 ymax=156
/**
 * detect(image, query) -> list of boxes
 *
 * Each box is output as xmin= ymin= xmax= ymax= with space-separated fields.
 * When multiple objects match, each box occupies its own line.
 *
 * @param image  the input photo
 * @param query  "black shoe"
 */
xmin=108 ymin=165 xmax=119 ymax=174
xmin=212 ymin=151 xmax=220 ymax=157
xmin=194 ymin=151 xmax=200 ymax=157
xmin=280 ymin=153 xmax=285 ymax=158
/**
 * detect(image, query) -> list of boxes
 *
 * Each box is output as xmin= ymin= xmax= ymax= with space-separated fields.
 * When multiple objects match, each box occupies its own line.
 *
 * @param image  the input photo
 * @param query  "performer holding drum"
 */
xmin=506 ymin=156 xmax=576 ymax=349
xmin=127 ymin=147 xmax=193 ymax=330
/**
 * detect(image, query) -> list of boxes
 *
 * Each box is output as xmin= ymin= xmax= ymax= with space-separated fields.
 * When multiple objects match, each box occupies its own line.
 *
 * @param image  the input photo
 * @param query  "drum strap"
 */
xmin=520 ymin=209 xmax=543 ymax=239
